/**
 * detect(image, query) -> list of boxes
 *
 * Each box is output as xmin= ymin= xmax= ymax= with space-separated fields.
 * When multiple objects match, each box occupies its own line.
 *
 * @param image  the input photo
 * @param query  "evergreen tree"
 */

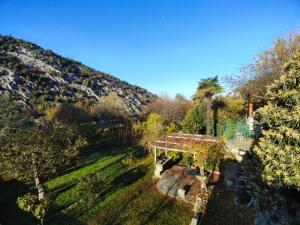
xmin=182 ymin=103 xmax=206 ymax=134
xmin=254 ymin=50 xmax=300 ymax=190
xmin=249 ymin=50 xmax=300 ymax=213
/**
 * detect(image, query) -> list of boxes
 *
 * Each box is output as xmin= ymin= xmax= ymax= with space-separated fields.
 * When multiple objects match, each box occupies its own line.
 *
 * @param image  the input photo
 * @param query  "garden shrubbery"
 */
xmin=122 ymin=154 xmax=137 ymax=168
xmin=75 ymin=173 xmax=109 ymax=206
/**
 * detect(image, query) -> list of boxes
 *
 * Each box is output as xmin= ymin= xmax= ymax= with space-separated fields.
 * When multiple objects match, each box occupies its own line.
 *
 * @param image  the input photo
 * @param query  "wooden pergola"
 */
xmin=150 ymin=133 xmax=219 ymax=164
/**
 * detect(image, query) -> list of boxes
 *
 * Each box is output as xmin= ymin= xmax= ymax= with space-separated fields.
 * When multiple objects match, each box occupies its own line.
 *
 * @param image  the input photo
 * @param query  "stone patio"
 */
xmin=156 ymin=165 xmax=206 ymax=205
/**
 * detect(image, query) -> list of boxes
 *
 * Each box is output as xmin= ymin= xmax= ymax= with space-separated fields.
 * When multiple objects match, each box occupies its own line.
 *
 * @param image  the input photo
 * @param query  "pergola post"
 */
xmin=165 ymin=149 xmax=168 ymax=156
xmin=193 ymin=153 xmax=196 ymax=163
xmin=154 ymin=147 xmax=157 ymax=164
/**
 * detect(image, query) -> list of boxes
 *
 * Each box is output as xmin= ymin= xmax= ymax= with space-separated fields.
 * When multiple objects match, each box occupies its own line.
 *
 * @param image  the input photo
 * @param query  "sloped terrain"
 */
xmin=0 ymin=35 xmax=156 ymax=114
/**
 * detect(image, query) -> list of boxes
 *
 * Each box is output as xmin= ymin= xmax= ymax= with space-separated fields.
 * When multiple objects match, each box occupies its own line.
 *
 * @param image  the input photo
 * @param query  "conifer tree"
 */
xmin=249 ymin=50 xmax=300 ymax=211
xmin=254 ymin=50 xmax=300 ymax=190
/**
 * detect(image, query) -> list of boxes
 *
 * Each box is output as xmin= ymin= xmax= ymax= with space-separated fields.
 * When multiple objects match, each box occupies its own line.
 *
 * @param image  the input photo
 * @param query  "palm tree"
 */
xmin=195 ymin=76 xmax=223 ymax=135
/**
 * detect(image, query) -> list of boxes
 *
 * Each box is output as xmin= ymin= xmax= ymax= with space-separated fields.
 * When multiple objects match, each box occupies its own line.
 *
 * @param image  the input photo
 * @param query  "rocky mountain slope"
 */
xmin=0 ymin=35 xmax=156 ymax=115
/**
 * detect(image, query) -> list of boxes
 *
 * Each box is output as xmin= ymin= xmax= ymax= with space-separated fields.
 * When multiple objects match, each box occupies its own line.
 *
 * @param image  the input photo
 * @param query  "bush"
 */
xmin=167 ymin=151 xmax=182 ymax=160
xmin=166 ymin=122 xmax=178 ymax=134
xmin=122 ymin=154 xmax=137 ymax=167
xmin=140 ymin=113 xmax=164 ymax=149
xmin=17 ymin=193 xmax=50 ymax=224
xmin=75 ymin=173 xmax=109 ymax=206
xmin=204 ymin=140 xmax=226 ymax=171
xmin=180 ymin=153 xmax=194 ymax=166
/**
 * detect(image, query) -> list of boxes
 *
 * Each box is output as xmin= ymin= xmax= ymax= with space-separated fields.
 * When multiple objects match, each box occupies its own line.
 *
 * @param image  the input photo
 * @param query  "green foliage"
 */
xmin=75 ymin=173 xmax=109 ymax=206
xmin=180 ymin=153 xmax=194 ymax=166
xmin=17 ymin=193 xmax=50 ymax=221
xmin=17 ymin=194 xmax=37 ymax=213
xmin=182 ymin=103 xmax=206 ymax=134
xmin=204 ymin=140 xmax=226 ymax=171
xmin=140 ymin=113 xmax=164 ymax=148
xmin=214 ymin=96 xmax=247 ymax=137
xmin=195 ymin=76 xmax=224 ymax=99
xmin=217 ymin=96 xmax=245 ymax=122
xmin=166 ymin=122 xmax=178 ymax=134
xmin=167 ymin=151 xmax=182 ymax=160
xmin=254 ymin=50 xmax=300 ymax=190
xmin=132 ymin=121 xmax=145 ymax=139
xmin=185 ymin=139 xmax=225 ymax=172
xmin=0 ymin=96 xmax=87 ymax=197
xmin=193 ymin=76 xmax=224 ymax=135
xmin=122 ymin=154 xmax=137 ymax=167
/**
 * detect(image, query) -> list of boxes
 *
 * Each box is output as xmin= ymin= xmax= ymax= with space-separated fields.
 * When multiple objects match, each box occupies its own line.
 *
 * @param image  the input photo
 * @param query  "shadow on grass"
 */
xmin=112 ymin=165 xmax=148 ymax=188
xmin=47 ymin=213 xmax=84 ymax=225
xmin=48 ymin=156 xmax=127 ymax=217
xmin=48 ymin=151 xmax=129 ymax=194
xmin=77 ymin=164 xmax=149 ymax=219
xmin=141 ymin=197 xmax=176 ymax=225
xmin=139 ymin=172 xmax=181 ymax=225
xmin=48 ymin=154 xmax=144 ymax=223
xmin=0 ymin=179 xmax=35 ymax=225
xmin=103 ymin=166 xmax=178 ymax=225
xmin=52 ymin=146 xmax=130 ymax=180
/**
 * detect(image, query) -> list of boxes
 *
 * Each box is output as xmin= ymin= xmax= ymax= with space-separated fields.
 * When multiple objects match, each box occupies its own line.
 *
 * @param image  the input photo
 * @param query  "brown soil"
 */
xmin=200 ymin=184 xmax=254 ymax=225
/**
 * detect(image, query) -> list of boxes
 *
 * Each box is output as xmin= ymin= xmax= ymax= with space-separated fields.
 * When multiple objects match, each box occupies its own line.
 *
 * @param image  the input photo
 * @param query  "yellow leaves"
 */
xmin=90 ymin=92 xmax=130 ymax=119
xmin=166 ymin=122 xmax=178 ymax=134
xmin=45 ymin=105 xmax=60 ymax=121
xmin=140 ymin=113 xmax=164 ymax=147
xmin=186 ymin=138 xmax=225 ymax=170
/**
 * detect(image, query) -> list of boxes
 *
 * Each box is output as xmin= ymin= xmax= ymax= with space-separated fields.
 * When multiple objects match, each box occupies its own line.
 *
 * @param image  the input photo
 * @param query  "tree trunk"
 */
xmin=32 ymin=158 xmax=45 ymax=200
xmin=248 ymin=101 xmax=254 ymax=117
xmin=206 ymin=96 xmax=212 ymax=135
xmin=32 ymin=158 xmax=45 ymax=225
xmin=213 ymin=107 xmax=218 ymax=137
xmin=34 ymin=170 xmax=45 ymax=201
xmin=34 ymin=169 xmax=46 ymax=225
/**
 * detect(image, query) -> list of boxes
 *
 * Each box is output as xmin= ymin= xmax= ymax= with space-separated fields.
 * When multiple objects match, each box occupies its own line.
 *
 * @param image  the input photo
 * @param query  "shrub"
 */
xmin=140 ymin=113 xmax=164 ymax=149
xmin=166 ymin=122 xmax=178 ymax=134
xmin=122 ymin=154 xmax=137 ymax=167
xmin=180 ymin=153 xmax=194 ymax=166
xmin=204 ymin=140 xmax=226 ymax=171
xmin=75 ymin=173 xmax=109 ymax=206
xmin=254 ymin=50 xmax=300 ymax=190
xmin=17 ymin=193 xmax=50 ymax=225
xmin=167 ymin=151 xmax=182 ymax=160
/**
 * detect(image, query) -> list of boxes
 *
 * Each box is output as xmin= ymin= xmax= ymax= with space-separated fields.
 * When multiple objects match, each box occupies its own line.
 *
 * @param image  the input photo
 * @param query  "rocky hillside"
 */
xmin=0 ymin=35 xmax=156 ymax=115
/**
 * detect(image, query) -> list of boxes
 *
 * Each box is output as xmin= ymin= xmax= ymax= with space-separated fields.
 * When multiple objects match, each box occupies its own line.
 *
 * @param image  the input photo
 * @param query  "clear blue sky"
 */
xmin=0 ymin=0 xmax=299 ymax=97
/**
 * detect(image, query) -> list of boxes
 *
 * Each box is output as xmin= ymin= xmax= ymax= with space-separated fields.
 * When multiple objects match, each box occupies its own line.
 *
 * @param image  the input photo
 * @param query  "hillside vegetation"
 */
xmin=0 ymin=35 xmax=156 ymax=115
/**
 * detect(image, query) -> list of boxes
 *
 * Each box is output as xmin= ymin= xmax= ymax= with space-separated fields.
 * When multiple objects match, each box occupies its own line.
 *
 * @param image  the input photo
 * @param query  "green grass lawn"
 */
xmin=45 ymin=146 xmax=193 ymax=225
xmin=2 ymin=144 xmax=251 ymax=225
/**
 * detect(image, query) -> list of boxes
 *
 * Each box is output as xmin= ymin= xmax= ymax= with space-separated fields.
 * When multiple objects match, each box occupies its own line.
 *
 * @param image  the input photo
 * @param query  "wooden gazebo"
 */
xmin=151 ymin=133 xmax=218 ymax=164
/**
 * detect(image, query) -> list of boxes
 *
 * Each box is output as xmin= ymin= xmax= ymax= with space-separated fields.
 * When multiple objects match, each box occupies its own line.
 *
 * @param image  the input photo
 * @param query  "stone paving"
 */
xmin=156 ymin=166 xmax=205 ymax=205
